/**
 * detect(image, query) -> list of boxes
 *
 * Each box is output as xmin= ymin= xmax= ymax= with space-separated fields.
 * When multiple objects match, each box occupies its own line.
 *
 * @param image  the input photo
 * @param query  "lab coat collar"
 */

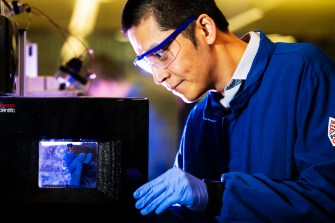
xmin=203 ymin=31 xmax=276 ymax=121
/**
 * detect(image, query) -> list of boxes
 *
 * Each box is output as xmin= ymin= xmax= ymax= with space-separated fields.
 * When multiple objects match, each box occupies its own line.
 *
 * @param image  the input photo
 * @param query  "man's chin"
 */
xmin=173 ymin=91 xmax=199 ymax=104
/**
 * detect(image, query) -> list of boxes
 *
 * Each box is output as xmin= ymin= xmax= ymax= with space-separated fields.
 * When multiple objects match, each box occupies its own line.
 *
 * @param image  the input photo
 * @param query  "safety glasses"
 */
xmin=133 ymin=16 xmax=198 ymax=74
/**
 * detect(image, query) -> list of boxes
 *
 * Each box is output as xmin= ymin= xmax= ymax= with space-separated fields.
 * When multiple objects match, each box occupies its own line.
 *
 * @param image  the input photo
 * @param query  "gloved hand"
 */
xmin=133 ymin=167 xmax=208 ymax=215
xmin=64 ymin=151 xmax=93 ymax=187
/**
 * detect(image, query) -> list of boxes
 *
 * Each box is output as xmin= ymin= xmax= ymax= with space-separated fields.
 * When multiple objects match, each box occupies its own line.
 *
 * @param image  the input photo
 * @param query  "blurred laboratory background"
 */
xmin=4 ymin=0 xmax=335 ymax=179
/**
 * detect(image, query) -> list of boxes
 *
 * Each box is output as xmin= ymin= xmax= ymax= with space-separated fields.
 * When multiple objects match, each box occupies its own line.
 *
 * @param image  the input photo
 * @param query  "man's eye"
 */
xmin=154 ymin=49 xmax=168 ymax=60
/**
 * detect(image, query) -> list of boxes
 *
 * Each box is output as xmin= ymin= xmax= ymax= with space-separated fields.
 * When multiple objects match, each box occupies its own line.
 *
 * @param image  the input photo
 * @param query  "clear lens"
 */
xmin=134 ymin=40 xmax=181 ymax=75
xmin=134 ymin=58 xmax=153 ymax=74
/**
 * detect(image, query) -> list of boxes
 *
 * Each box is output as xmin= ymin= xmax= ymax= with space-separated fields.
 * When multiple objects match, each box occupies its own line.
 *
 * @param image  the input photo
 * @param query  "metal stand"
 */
xmin=17 ymin=29 xmax=27 ymax=96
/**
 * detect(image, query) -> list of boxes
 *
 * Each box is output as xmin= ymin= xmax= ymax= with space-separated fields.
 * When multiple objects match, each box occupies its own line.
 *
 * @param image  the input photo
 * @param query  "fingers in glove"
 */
xmin=83 ymin=152 xmax=93 ymax=164
xmin=134 ymin=174 xmax=165 ymax=199
xmin=64 ymin=151 xmax=75 ymax=165
xmin=135 ymin=180 xmax=166 ymax=208
xmin=147 ymin=189 xmax=178 ymax=215
xmin=67 ymin=153 xmax=86 ymax=173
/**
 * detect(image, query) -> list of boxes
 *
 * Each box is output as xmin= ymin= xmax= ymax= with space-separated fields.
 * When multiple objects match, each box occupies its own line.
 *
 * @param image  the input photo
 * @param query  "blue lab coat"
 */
xmin=175 ymin=31 xmax=335 ymax=222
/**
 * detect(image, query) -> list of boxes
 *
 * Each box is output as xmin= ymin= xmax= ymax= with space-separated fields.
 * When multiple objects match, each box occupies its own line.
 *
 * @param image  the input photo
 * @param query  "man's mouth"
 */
xmin=170 ymin=81 xmax=183 ymax=91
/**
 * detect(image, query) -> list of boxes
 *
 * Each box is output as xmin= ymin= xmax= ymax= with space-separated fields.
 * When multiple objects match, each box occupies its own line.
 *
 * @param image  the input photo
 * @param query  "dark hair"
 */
xmin=121 ymin=0 xmax=229 ymax=46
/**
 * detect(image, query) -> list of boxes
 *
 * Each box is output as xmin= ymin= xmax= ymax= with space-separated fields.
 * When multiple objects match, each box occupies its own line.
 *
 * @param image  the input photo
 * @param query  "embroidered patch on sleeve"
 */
xmin=328 ymin=117 xmax=335 ymax=147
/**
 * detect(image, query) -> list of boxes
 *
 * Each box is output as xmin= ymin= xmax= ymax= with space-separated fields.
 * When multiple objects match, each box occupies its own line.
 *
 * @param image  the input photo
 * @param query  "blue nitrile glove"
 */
xmin=64 ymin=151 xmax=93 ymax=187
xmin=133 ymin=167 xmax=208 ymax=215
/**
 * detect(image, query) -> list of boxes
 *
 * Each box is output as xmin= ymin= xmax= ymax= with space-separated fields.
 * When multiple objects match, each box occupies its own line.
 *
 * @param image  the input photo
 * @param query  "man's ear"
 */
xmin=196 ymin=14 xmax=216 ymax=44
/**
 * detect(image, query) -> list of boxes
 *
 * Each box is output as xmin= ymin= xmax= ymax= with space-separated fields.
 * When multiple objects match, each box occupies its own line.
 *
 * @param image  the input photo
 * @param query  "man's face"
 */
xmin=127 ymin=16 xmax=214 ymax=103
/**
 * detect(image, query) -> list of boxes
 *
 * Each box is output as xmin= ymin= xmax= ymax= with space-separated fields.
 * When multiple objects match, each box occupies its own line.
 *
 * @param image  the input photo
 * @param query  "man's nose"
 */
xmin=152 ymin=68 xmax=170 ymax=85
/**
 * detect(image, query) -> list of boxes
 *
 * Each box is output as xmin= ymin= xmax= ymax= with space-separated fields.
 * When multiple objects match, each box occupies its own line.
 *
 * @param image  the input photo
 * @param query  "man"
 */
xmin=121 ymin=0 xmax=335 ymax=222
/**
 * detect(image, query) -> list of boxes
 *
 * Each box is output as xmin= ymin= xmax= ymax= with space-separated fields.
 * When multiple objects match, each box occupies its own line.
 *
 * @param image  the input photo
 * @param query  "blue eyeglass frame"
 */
xmin=134 ymin=16 xmax=198 ymax=64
